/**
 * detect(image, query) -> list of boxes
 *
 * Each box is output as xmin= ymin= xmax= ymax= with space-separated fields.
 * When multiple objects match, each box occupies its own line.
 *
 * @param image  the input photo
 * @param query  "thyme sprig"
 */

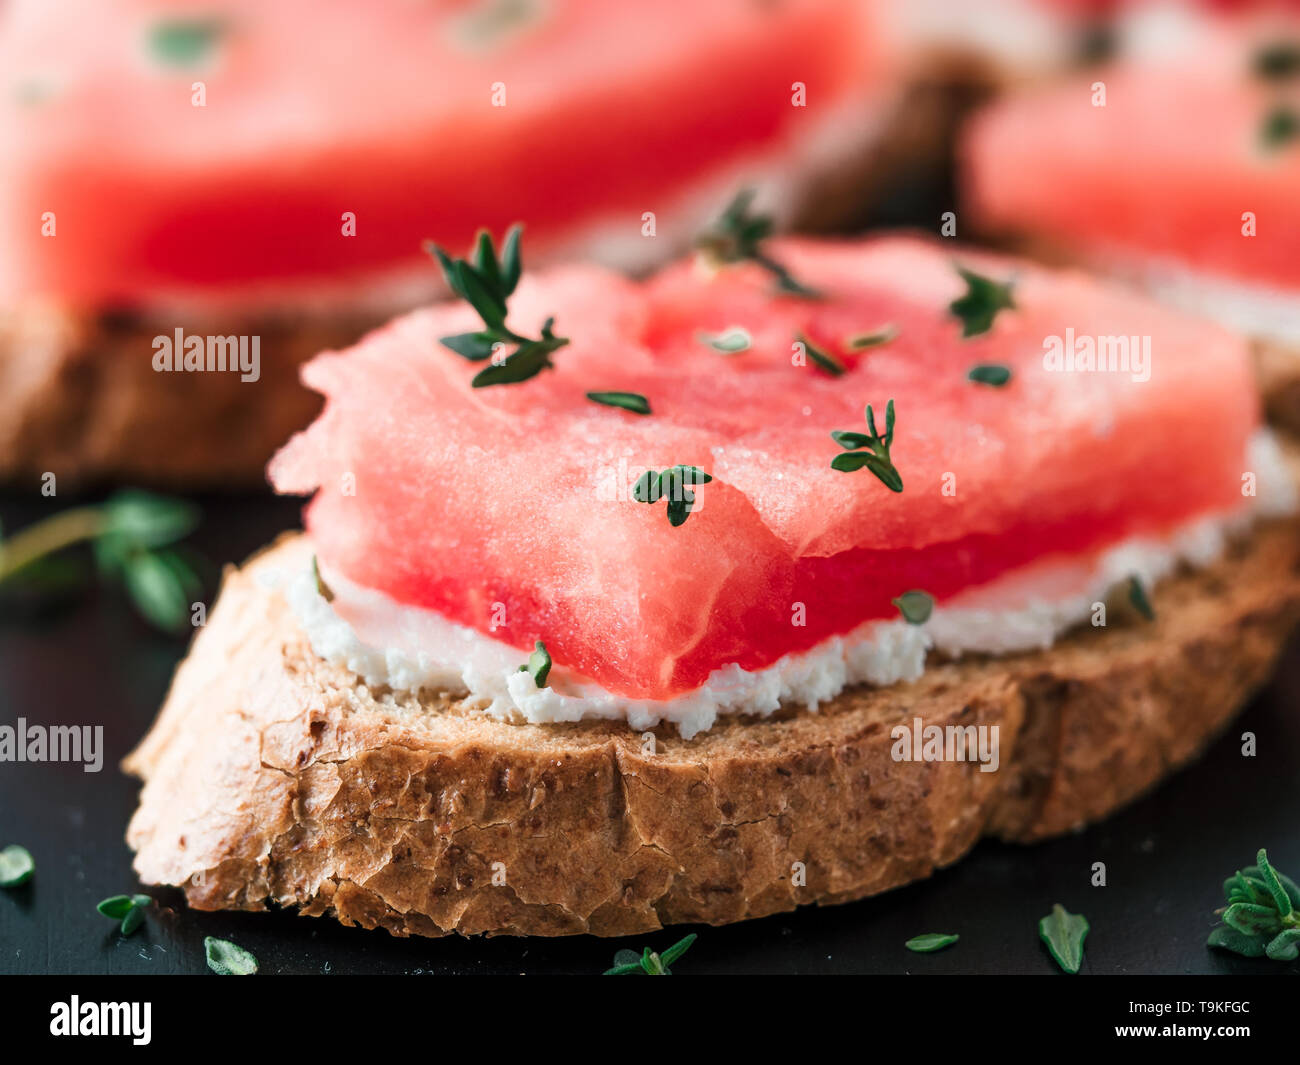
xmin=427 ymin=226 xmax=569 ymax=387
xmin=950 ymin=264 xmax=1016 ymax=338
xmin=604 ymin=933 xmax=697 ymax=975
xmin=696 ymin=190 xmax=820 ymax=298
xmin=1207 ymin=849 xmax=1300 ymax=961
xmin=0 ymin=492 xmax=203 ymax=632
xmin=830 ymin=400 xmax=903 ymax=492
xmin=633 ymin=466 xmax=713 ymax=527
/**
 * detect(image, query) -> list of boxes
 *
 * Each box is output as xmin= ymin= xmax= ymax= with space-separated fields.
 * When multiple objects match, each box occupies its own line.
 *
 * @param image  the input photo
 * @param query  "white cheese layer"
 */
xmin=277 ymin=431 xmax=1293 ymax=740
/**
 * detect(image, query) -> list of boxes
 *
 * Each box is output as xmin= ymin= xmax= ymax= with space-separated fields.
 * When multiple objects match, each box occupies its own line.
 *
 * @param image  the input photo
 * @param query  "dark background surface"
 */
xmin=1 ymin=492 xmax=1298 ymax=976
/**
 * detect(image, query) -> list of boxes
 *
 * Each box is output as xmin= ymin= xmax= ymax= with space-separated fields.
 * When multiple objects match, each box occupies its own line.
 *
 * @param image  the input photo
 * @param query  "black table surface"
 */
xmin=1 ymin=491 xmax=1297 ymax=976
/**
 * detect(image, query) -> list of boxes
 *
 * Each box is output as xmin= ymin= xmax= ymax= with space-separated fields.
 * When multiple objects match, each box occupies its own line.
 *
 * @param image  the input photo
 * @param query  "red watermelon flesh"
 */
xmin=963 ymin=35 xmax=1300 ymax=288
xmin=270 ymin=235 xmax=1258 ymax=700
xmin=1 ymin=0 xmax=881 ymax=308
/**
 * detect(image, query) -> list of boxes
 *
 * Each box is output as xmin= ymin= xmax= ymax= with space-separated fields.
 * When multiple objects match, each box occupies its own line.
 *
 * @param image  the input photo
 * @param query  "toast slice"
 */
xmin=123 ymin=513 xmax=1300 ymax=938
xmin=0 ymin=302 xmax=377 ymax=488
xmin=1257 ymin=339 xmax=1300 ymax=437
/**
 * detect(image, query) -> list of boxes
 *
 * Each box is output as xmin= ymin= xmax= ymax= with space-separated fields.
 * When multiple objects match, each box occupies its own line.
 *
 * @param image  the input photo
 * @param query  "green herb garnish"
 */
xmin=96 ymin=894 xmax=152 ymax=936
xmin=0 ymin=845 xmax=34 ymax=887
xmin=605 ymin=933 xmax=696 ymax=975
xmin=633 ymin=466 xmax=713 ymax=528
xmin=148 ymin=19 xmax=224 ymax=67
xmin=950 ymin=265 xmax=1016 ymax=338
xmin=427 ymin=226 xmax=569 ymax=388
xmin=1127 ymin=576 xmax=1154 ymax=621
xmin=698 ymin=327 xmax=753 ymax=354
xmin=696 ymin=189 xmax=819 ymax=298
xmin=586 ymin=391 xmax=651 ymax=415
xmin=1253 ymin=41 xmax=1300 ymax=81
xmin=1039 ymin=903 xmax=1089 ymax=974
xmin=311 ymin=555 xmax=334 ymax=602
xmin=967 ymin=363 xmax=1012 ymax=387
xmin=847 ymin=325 xmax=898 ymax=350
xmin=1208 ymin=849 xmax=1300 ymax=961
xmin=1261 ymin=105 xmax=1299 ymax=150
xmin=830 ymin=400 xmax=903 ymax=492
xmin=519 ymin=640 xmax=552 ymax=688
xmin=798 ymin=333 xmax=845 ymax=377
xmin=905 ymin=933 xmax=959 ymax=953
xmin=892 ymin=590 xmax=934 ymax=625
xmin=205 ymin=936 xmax=259 ymax=976
xmin=0 ymin=492 xmax=202 ymax=632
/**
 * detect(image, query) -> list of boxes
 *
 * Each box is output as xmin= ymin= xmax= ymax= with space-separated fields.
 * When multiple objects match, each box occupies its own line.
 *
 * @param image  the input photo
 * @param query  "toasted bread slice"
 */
xmin=122 ymin=513 xmax=1300 ymax=938
xmin=0 ymin=303 xmax=379 ymax=488
xmin=1256 ymin=339 xmax=1300 ymax=437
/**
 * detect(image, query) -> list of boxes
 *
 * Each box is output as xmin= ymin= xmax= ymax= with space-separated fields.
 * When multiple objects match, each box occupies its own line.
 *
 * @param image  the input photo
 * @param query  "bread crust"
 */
xmin=1256 ymin=337 xmax=1300 ymax=436
xmin=0 ymin=303 xmax=382 ymax=487
xmin=122 ymin=517 xmax=1300 ymax=938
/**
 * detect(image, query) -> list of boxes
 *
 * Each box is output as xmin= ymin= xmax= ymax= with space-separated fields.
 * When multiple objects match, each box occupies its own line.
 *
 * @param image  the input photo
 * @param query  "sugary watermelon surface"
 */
xmin=963 ymin=35 xmax=1300 ymax=287
xmin=271 ymin=234 xmax=1258 ymax=700
xmin=0 ymin=0 xmax=879 ymax=306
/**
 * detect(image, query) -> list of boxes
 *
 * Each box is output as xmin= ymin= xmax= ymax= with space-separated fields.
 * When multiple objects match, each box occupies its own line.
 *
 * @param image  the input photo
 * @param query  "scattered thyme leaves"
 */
xmin=830 ymin=400 xmax=903 ymax=492
xmin=798 ymin=333 xmax=845 ymax=377
xmin=633 ymin=466 xmax=713 ymax=528
xmin=519 ymin=640 xmax=552 ymax=688
xmin=1127 ymin=576 xmax=1155 ymax=621
xmin=1039 ymin=904 xmax=1089 ymax=974
xmin=967 ymin=363 xmax=1012 ymax=387
xmin=1253 ymin=41 xmax=1300 ymax=81
xmin=148 ymin=19 xmax=224 ymax=67
xmin=427 ymin=226 xmax=569 ymax=387
xmin=698 ymin=327 xmax=753 ymax=354
xmin=892 ymin=590 xmax=934 ymax=625
xmin=96 ymin=893 xmax=152 ymax=936
xmin=0 ymin=845 xmax=34 ymax=887
xmin=905 ymin=933 xmax=959 ymax=953
xmin=604 ymin=933 xmax=696 ymax=975
xmin=586 ymin=391 xmax=651 ymax=415
xmin=1261 ymin=104 xmax=1299 ymax=151
xmin=696 ymin=189 xmax=820 ymax=298
xmin=847 ymin=325 xmax=898 ymax=350
xmin=1207 ymin=849 xmax=1300 ymax=961
xmin=205 ymin=936 xmax=258 ymax=975
xmin=950 ymin=265 xmax=1016 ymax=338
xmin=0 ymin=492 xmax=203 ymax=633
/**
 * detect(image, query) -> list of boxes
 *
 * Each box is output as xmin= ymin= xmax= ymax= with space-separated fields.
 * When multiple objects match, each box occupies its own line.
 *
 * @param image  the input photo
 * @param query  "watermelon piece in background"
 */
xmin=1 ymin=0 xmax=889 ymax=310
xmin=271 ymin=235 xmax=1261 ymax=702
xmin=961 ymin=8 xmax=1300 ymax=426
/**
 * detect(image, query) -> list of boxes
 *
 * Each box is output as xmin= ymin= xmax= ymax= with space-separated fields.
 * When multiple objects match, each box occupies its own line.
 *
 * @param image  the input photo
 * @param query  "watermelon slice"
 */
xmin=270 ymin=233 xmax=1259 ymax=702
xmin=1 ymin=0 xmax=884 ymax=308
xmin=962 ymin=27 xmax=1300 ymax=288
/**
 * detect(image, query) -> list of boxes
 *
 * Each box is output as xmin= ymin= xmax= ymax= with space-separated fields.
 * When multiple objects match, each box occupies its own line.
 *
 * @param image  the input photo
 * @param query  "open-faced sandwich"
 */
xmin=1 ymin=0 xmax=889 ymax=485
xmin=962 ymin=9 xmax=1300 ymax=430
xmin=125 ymin=223 xmax=1300 ymax=937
